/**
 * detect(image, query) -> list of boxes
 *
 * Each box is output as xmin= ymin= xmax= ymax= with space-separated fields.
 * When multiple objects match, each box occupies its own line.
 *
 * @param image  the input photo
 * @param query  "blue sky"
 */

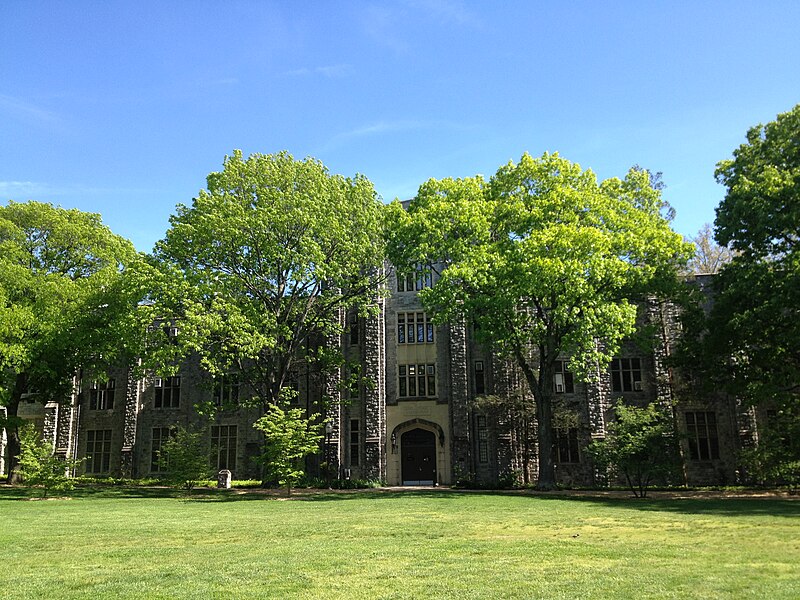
xmin=2 ymin=2 xmax=799 ymax=252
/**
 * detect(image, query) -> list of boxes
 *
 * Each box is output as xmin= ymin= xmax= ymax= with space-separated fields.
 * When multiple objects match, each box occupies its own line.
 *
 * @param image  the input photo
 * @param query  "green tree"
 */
xmin=587 ymin=401 xmax=682 ymax=498
xmin=0 ymin=201 xmax=139 ymax=482
xmin=254 ymin=405 xmax=324 ymax=496
xmin=158 ymin=426 xmax=212 ymax=491
xmin=696 ymin=104 xmax=800 ymax=484
xmin=709 ymin=104 xmax=800 ymax=407
xmin=387 ymin=152 xmax=691 ymax=489
xmin=739 ymin=408 xmax=800 ymax=492
xmin=17 ymin=423 xmax=83 ymax=497
xmin=143 ymin=150 xmax=386 ymax=412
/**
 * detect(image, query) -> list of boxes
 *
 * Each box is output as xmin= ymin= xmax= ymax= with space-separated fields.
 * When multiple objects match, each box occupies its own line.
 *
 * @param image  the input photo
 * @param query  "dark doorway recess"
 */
xmin=401 ymin=428 xmax=436 ymax=485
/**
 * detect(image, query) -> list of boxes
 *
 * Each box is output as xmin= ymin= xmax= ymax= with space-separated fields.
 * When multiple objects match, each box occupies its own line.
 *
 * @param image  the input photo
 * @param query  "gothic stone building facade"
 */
xmin=1 ymin=274 xmax=751 ymax=486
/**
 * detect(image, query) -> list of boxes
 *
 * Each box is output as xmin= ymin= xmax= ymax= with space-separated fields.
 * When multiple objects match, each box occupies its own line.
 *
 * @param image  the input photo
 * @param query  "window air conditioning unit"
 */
xmin=154 ymin=377 xmax=163 ymax=388
xmin=633 ymin=381 xmax=643 ymax=391
xmin=555 ymin=373 xmax=564 ymax=393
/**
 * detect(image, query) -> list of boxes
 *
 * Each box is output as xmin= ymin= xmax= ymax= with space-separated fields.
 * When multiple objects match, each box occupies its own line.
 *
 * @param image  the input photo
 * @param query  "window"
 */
xmin=213 ymin=374 xmax=239 ymax=406
xmin=85 ymin=430 xmax=112 ymax=474
xmin=285 ymin=372 xmax=300 ymax=404
xmin=151 ymin=427 xmax=175 ymax=473
xmin=474 ymin=361 xmax=486 ymax=395
xmin=211 ymin=425 xmax=238 ymax=472
xmin=350 ymin=419 xmax=360 ymax=467
xmin=610 ymin=358 xmax=642 ymax=392
xmin=477 ymin=415 xmax=489 ymax=463
xmin=398 ymin=364 xmax=436 ymax=398
xmin=397 ymin=312 xmax=434 ymax=344
xmin=685 ymin=412 xmax=720 ymax=460
xmin=348 ymin=312 xmax=359 ymax=345
xmin=554 ymin=361 xmax=574 ymax=394
xmin=89 ymin=379 xmax=115 ymax=410
xmin=346 ymin=367 xmax=360 ymax=399
xmin=555 ymin=428 xmax=580 ymax=463
xmin=155 ymin=376 xmax=181 ymax=408
xmin=396 ymin=264 xmax=432 ymax=292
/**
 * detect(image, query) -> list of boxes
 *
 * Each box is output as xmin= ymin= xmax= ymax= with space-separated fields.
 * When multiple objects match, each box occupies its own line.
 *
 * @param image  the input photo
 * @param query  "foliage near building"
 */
xmin=0 ymin=201 xmax=140 ymax=482
xmin=157 ymin=426 xmax=212 ymax=491
xmin=255 ymin=405 xmax=324 ymax=496
xmin=17 ymin=423 xmax=83 ymax=497
xmin=676 ymin=104 xmax=800 ymax=486
xmin=588 ymin=401 xmax=682 ymax=497
xmin=140 ymin=150 xmax=386 ymax=416
xmin=387 ymin=152 xmax=692 ymax=489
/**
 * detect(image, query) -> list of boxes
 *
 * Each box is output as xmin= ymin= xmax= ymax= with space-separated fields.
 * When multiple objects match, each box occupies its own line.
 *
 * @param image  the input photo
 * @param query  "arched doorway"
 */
xmin=401 ymin=428 xmax=436 ymax=485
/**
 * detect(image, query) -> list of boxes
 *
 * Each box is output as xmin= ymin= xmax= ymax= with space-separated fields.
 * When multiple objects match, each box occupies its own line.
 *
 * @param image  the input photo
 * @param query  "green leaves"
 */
xmin=387 ymin=152 xmax=689 ymax=488
xmin=0 ymin=201 xmax=140 ymax=404
xmin=254 ymin=405 xmax=323 ymax=495
xmin=146 ymin=150 xmax=387 ymax=407
xmin=587 ymin=402 xmax=682 ymax=498
xmin=699 ymin=105 xmax=800 ymax=408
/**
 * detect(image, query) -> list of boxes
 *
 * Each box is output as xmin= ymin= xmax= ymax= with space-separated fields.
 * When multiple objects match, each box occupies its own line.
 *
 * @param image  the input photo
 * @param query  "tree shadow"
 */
xmin=2 ymin=484 xmax=797 ymax=517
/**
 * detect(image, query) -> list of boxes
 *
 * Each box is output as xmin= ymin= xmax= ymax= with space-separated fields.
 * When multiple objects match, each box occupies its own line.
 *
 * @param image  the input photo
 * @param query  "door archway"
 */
xmin=401 ymin=428 xmax=437 ymax=485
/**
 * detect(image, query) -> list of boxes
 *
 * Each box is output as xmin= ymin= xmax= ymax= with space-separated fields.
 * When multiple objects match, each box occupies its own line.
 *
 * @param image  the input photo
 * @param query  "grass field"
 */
xmin=1 ymin=486 xmax=798 ymax=599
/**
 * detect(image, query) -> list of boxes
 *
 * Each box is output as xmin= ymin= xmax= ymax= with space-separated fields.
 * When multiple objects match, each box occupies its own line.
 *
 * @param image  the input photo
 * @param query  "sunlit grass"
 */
xmin=1 ymin=487 xmax=798 ymax=599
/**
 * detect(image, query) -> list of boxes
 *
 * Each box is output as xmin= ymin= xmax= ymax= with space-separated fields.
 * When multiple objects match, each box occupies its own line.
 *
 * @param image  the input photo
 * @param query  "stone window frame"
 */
xmin=554 ymin=427 xmax=580 ymax=463
xmin=150 ymin=426 xmax=175 ymax=473
xmin=347 ymin=312 xmax=359 ymax=345
xmin=610 ymin=357 xmax=642 ymax=392
xmin=397 ymin=312 xmax=434 ymax=345
xmin=211 ymin=424 xmax=238 ymax=472
xmin=477 ymin=415 xmax=489 ymax=463
xmin=154 ymin=375 xmax=181 ymax=409
xmin=89 ymin=379 xmax=115 ymax=410
xmin=685 ymin=411 xmax=720 ymax=461
xmin=474 ymin=360 xmax=486 ymax=396
xmin=553 ymin=360 xmax=574 ymax=394
xmin=398 ymin=363 xmax=437 ymax=398
xmin=396 ymin=264 xmax=433 ymax=293
xmin=212 ymin=373 xmax=240 ymax=407
xmin=349 ymin=418 xmax=360 ymax=467
xmin=85 ymin=429 xmax=112 ymax=474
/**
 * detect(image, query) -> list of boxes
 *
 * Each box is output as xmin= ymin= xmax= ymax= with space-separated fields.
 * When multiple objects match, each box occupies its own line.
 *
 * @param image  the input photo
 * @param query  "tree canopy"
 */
xmin=0 ymin=201 xmax=139 ymax=481
xmin=704 ymin=104 xmax=800 ymax=407
xmin=145 ymin=150 xmax=386 ymax=411
xmin=387 ymin=152 xmax=691 ymax=488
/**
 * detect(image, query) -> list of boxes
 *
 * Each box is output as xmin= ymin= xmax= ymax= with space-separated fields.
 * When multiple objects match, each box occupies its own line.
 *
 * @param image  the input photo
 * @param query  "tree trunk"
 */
xmin=515 ymin=352 xmax=556 ymax=490
xmin=4 ymin=374 xmax=26 ymax=484
xmin=534 ymin=387 xmax=556 ymax=490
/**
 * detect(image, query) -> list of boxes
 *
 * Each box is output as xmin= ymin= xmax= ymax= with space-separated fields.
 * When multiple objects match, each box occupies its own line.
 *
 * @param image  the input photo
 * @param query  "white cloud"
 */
xmin=403 ymin=0 xmax=482 ymax=28
xmin=285 ymin=64 xmax=354 ymax=78
xmin=0 ymin=93 xmax=60 ymax=125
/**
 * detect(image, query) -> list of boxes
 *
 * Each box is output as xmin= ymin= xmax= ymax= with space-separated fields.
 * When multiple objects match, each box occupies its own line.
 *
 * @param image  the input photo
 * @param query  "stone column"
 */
xmin=448 ymin=320 xmax=471 ymax=478
xmin=120 ymin=366 xmax=140 ymax=478
xmin=324 ymin=310 xmax=343 ymax=479
xmin=362 ymin=296 xmax=386 ymax=481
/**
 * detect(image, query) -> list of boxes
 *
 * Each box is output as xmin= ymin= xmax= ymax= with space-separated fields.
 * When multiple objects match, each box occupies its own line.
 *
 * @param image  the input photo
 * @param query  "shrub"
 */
xmin=158 ymin=426 xmax=212 ymax=491
xmin=588 ymin=401 xmax=682 ymax=498
xmin=17 ymin=423 xmax=83 ymax=497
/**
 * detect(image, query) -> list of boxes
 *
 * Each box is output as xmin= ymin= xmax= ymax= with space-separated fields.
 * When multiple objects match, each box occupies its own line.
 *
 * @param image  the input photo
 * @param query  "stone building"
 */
xmin=1 ymin=273 xmax=753 ymax=487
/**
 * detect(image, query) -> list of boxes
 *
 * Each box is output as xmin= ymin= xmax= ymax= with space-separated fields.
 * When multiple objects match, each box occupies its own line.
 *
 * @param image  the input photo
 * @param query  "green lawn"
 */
xmin=1 ymin=487 xmax=798 ymax=599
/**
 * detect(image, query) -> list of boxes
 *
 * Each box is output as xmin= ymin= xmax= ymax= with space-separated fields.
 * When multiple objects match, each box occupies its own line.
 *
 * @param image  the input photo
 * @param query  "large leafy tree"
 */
xmin=387 ymin=152 xmax=691 ymax=489
xmin=146 ymin=150 xmax=386 ymax=413
xmin=0 ymin=201 xmax=138 ymax=482
xmin=709 ymin=104 xmax=800 ymax=408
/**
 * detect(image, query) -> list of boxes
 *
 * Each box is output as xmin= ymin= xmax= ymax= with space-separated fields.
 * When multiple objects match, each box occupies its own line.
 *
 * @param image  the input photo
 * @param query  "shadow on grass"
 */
xmin=2 ymin=484 xmax=798 ymax=517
